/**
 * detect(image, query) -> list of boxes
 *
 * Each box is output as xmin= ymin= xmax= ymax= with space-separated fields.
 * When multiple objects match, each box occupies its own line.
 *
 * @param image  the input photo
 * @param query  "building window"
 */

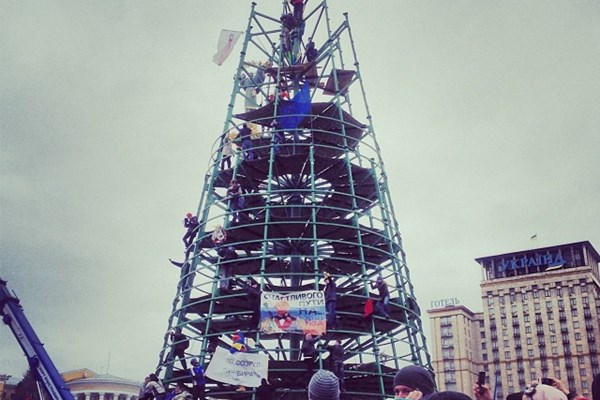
xmin=534 ymin=303 xmax=541 ymax=311
xmin=528 ymin=349 xmax=534 ymax=357
xmin=527 ymin=338 xmax=533 ymax=345
xmin=576 ymin=344 xmax=583 ymax=352
xmin=510 ymin=292 xmax=516 ymax=303
xmin=549 ymin=324 xmax=555 ymax=333
xmin=525 ymin=326 xmax=531 ymax=334
xmin=524 ymin=315 xmax=530 ymax=323
xmin=570 ymin=298 xmax=577 ymax=307
xmin=571 ymin=309 xmax=578 ymax=317
xmin=575 ymin=333 xmax=582 ymax=341
xmin=504 ymin=340 xmax=509 ymax=347
xmin=582 ymin=296 xmax=589 ymax=305
xmin=488 ymin=296 xmax=494 ymax=306
xmin=482 ymin=343 xmax=487 ymax=350
xmin=552 ymin=346 xmax=558 ymax=355
xmin=557 ymin=287 xmax=563 ymax=297
xmin=505 ymin=351 xmax=511 ymax=358
xmin=545 ymin=289 xmax=551 ymax=297
xmin=558 ymin=299 xmax=564 ymax=308
xmin=579 ymin=356 xmax=585 ymax=364
xmin=553 ymin=359 xmax=560 ymax=366
xmin=580 ymin=369 xmax=587 ymax=377
xmin=569 ymin=286 xmax=576 ymax=296
xmin=546 ymin=301 xmax=553 ymax=310
xmin=481 ymin=332 xmax=486 ymax=339
xmin=573 ymin=321 xmax=580 ymax=329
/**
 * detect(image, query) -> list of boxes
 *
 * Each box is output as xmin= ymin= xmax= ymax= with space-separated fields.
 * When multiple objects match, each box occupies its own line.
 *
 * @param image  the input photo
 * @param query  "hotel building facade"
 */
xmin=428 ymin=241 xmax=600 ymax=399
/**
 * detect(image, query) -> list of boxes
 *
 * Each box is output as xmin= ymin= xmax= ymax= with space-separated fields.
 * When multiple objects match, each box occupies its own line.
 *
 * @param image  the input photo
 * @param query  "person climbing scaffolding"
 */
xmin=182 ymin=213 xmax=199 ymax=259
xmin=227 ymin=179 xmax=244 ymax=222
xmin=324 ymin=272 xmax=337 ymax=329
xmin=239 ymin=123 xmax=254 ymax=160
xmin=371 ymin=274 xmax=390 ymax=318
xmin=164 ymin=329 xmax=189 ymax=370
xmin=220 ymin=133 xmax=234 ymax=170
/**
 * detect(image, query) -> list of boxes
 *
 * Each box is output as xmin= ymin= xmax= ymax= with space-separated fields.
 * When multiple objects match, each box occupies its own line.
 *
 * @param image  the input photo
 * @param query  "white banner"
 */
xmin=205 ymin=347 xmax=268 ymax=387
xmin=213 ymin=29 xmax=242 ymax=66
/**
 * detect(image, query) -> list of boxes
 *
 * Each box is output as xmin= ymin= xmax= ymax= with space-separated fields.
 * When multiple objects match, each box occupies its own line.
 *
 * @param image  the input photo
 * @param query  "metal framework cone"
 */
xmin=157 ymin=2 xmax=432 ymax=398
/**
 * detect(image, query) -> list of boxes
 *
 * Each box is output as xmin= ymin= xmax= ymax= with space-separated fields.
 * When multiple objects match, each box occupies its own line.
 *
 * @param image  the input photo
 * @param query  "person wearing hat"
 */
xmin=392 ymin=365 xmax=436 ymax=400
xmin=189 ymin=358 xmax=206 ymax=400
xmin=308 ymin=370 xmax=340 ymax=400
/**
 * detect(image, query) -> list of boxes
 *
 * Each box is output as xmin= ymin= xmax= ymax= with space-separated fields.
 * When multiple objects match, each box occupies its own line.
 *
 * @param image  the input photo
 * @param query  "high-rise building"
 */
xmin=428 ymin=241 xmax=600 ymax=399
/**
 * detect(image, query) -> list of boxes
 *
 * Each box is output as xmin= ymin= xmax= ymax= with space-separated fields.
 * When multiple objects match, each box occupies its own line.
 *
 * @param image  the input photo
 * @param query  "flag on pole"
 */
xmin=213 ymin=29 xmax=242 ymax=66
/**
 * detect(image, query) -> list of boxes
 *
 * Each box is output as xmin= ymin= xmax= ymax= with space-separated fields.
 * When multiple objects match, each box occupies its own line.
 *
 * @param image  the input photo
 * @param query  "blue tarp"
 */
xmin=276 ymin=82 xmax=311 ymax=129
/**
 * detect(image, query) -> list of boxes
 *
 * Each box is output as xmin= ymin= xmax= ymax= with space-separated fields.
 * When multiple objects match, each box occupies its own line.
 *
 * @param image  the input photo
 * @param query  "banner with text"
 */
xmin=259 ymin=290 xmax=326 ymax=335
xmin=205 ymin=347 xmax=268 ymax=387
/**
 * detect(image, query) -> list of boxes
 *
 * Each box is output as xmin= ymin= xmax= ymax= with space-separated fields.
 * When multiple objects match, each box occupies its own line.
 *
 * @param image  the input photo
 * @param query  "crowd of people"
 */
xmin=141 ymin=362 xmax=600 ymax=400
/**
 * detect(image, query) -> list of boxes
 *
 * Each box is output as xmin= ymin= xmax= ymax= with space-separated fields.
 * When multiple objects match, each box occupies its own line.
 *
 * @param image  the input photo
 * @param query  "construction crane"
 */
xmin=0 ymin=278 xmax=74 ymax=400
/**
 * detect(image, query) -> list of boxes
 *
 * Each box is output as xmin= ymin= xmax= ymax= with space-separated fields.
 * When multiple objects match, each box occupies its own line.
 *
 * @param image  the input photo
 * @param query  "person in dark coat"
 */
xmin=326 ymin=339 xmax=345 ymax=391
xmin=168 ymin=329 xmax=189 ymax=370
xmin=227 ymin=179 xmax=244 ymax=222
xmin=305 ymin=40 xmax=318 ymax=62
xmin=247 ymin=279 xmax=261 ymax=330
xmin=182 ymin=213 xmax=199 ymax=258
xmin=239 ymin=124 xmax=254 ymax=160
xmin=324 ymin=272 xmax=337 ymax=329
xmin=290 ymin=0 xmax=304 ymax=23
xmin=301 ymin=333 xmax=321 ymax=378
xmin=392 ymin=364 xmax=436 ymax=399
xmin=592 ymin=373 xmax=600 ymax=400
xmin=256 ymin=378 xmax=275 ymax=400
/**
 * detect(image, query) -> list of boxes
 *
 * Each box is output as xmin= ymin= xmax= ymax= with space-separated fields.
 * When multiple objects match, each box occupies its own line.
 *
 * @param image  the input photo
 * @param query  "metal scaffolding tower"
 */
xmin=157 ymin=1 xmax=432 ymax=398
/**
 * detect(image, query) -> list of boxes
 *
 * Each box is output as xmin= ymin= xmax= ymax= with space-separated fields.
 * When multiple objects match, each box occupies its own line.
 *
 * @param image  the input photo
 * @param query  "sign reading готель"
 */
xmin=430 ymin=298 xmax=461 ymax=309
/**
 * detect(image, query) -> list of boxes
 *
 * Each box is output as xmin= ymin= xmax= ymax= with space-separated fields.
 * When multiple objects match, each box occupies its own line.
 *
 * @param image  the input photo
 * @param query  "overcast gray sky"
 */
xmin=1 ymin=0 xmax=599 ymax=382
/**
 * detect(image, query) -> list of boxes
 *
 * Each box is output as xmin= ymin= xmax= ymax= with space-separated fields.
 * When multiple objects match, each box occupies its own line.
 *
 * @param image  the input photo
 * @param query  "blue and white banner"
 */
xmin=205 ymin=347 xmax=268 ymax=387
xmin=259 ymin=290 xmax=326 ymax=335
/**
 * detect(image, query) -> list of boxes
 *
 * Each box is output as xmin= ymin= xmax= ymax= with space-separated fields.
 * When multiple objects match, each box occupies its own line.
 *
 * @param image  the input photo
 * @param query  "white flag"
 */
xmin=213 ymin=29 xmax=242 ymax=66
xmin=205 ymin=347 xmax=268 ymax=387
